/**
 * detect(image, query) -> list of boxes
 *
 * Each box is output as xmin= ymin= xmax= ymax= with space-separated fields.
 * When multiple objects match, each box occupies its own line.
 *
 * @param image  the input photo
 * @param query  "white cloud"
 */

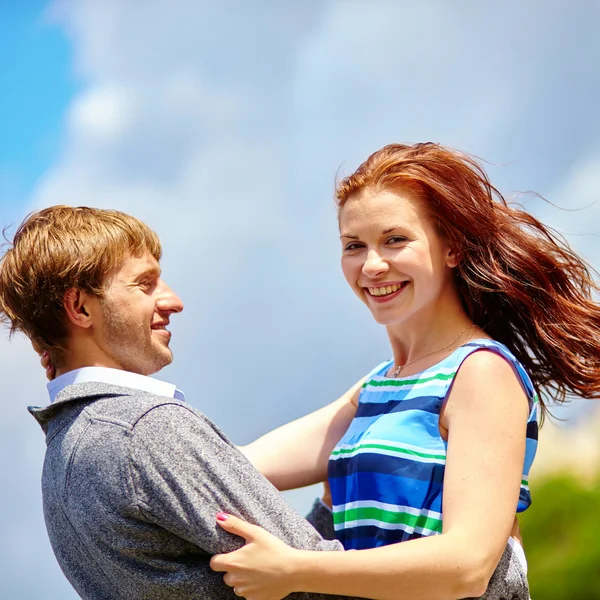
xmin=69 ymin=85 xmax=134 ymax=144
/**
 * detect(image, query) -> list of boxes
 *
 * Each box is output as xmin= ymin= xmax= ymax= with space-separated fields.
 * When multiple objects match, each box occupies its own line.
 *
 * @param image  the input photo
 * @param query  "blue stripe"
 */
xmin=329 ymin=452 xmax=446 ymax=484
xmin=336 ymin=526 xmax=427 ymax=549
xmin=343 ymin=410 xmax=447 ymax=453
xmin=356 ymin=395 xmax=444 ymax=418
xmin=517 ymin=488 xmax=532 ymax=513
xmin=329 ymin=471 xmax=444 ymax=513
xmin=524 ymin=438 xmax=538 ymax=469
xmin=526 ymin=420 xmax=538 ymax=440
xmin=360 ymin=377 xmax=453 ymax=403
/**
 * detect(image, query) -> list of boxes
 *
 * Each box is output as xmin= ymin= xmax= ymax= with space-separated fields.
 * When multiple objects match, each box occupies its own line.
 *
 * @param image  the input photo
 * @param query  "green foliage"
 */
xmin=520 ymin=473 xmax=600 ymax=599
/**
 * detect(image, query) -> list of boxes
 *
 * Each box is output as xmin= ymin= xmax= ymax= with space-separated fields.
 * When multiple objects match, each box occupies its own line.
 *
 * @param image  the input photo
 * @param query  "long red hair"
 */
xmin=336 ymin=143 xmax=600 ymax=417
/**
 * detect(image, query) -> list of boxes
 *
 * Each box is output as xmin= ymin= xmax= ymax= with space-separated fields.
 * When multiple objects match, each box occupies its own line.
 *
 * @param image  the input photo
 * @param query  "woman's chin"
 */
xmin=368 ymin=309 xmax=407 ymax=327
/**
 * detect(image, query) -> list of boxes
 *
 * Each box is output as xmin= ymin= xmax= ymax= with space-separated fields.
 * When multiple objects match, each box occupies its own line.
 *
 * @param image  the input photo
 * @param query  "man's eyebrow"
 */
xmin=134 ymin=266 xmax=161 ymax=279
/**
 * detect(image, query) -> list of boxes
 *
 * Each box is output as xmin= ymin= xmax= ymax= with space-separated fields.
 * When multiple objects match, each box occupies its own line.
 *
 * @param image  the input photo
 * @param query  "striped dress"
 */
xmin=328 ymin=338 xmax=539 ymax=550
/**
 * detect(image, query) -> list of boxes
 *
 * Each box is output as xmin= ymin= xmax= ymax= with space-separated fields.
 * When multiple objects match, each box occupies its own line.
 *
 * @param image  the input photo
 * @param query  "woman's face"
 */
xmin=339 ymin=186 xmax=458 ymax=327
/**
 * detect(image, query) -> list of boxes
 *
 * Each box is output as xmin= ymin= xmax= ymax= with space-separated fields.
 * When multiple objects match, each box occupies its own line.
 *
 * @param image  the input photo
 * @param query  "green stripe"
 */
xmin=362 ymin=371 xmax=456 ymax=388
xmin=331 ymin=442 xmax=445 ymax=461
xmin=334 ymin=506 xmax=442 ymax=533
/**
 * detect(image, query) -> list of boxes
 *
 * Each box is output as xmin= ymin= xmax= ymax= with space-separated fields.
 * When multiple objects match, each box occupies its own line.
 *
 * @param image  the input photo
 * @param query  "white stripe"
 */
xmin=331 ymin=439 xmax=446 ymax=464
xmin=336 ymin=438 xmax=444 ymax=455
xmin=362 ymin=378 xmax=451 ymax=395
xmin=334 ymin=518 xmax=440 ymax=537
xmin=330 ymin=445 xmax=445 ymax=465
xmin=364 ymin=368 xmax=457 ymax=389
xmin=368 ymin=367 xmax=457 ymax=382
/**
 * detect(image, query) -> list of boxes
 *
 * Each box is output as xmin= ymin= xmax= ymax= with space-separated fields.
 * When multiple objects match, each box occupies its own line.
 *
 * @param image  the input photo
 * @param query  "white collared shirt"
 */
xmin=47 ymin=367 xmax=186 ymax=403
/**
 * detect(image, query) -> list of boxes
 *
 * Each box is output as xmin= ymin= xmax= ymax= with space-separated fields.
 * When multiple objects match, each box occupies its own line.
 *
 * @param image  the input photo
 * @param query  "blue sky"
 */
xmin=0 ymin=0 xmax=77 ymax=224
xmin=1 ymin=1 xmax=600 ymax=598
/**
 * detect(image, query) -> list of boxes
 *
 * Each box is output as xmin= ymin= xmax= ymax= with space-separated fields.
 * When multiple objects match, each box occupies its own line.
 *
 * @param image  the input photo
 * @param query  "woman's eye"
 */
xmin=344 ymin=242 xmax=364 ymax=251
xmin=387 ymin=236 xmax=407 ymax=244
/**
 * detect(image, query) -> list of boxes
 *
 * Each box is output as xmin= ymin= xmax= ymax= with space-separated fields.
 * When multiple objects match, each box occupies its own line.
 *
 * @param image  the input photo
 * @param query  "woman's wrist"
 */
xmin=287 ymin=549 xmax=319 ymax=594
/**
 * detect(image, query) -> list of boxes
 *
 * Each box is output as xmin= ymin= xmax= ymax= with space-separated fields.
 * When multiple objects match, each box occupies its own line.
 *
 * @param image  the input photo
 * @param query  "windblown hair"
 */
xmin=0 ymin=205 xmax=161 ymax=363
xmin=336 ymin=143 xmax=600 ymax=417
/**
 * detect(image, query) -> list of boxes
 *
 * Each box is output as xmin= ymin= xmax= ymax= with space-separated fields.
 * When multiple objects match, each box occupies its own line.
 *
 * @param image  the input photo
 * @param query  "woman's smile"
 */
xmin=364 ymin=281 xmax=409 ymax=303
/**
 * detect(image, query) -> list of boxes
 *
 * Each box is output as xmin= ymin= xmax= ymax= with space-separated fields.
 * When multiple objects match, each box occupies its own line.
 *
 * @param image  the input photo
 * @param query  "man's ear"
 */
xmin=63 ymin=289 xmax=94 ymax=329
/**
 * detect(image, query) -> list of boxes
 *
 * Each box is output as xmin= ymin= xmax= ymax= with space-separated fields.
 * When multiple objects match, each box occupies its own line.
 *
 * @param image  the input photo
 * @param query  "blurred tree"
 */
xmin=520 ymin=474 xmax=600 ymax=599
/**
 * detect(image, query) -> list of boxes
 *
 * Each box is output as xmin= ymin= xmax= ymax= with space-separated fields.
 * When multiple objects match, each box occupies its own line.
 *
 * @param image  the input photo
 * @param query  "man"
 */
xmin=0 ymin=205 xmax=354 ymax=600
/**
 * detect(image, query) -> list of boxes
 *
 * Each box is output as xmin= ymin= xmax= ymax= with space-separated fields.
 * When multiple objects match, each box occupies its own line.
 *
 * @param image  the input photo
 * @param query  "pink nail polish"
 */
xmin=216 ymin=512 xmax=229 ymax=522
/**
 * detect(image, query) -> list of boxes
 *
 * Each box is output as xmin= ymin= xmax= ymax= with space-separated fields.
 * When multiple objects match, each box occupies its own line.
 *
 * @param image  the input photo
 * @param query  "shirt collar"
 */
xmin=47 ymin=367 xmax=186 ymax=403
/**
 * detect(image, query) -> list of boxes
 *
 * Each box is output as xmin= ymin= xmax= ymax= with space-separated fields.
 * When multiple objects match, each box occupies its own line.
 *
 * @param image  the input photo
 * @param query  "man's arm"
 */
xmin=128 ymin=401 xmax=359 ymax=599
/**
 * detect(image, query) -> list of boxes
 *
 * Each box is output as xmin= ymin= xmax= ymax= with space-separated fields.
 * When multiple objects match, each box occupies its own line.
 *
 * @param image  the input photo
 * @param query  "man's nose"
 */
xmin=362 ymin=249 xmax=389 ymax=277
xmin=156 ymin=281 xmax=184 ymax=314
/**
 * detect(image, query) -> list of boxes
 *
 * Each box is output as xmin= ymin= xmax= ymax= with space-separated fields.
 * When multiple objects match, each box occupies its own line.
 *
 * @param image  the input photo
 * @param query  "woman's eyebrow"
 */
xmin=341 ymin=227 xmax=403 ymax=239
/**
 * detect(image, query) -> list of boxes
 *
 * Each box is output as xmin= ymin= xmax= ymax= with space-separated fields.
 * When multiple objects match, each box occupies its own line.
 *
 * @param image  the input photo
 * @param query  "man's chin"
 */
xmin=155 ymin=349 xmax=174 ymax=372
xmin=135 ymin=350 xmax=173 ymax=377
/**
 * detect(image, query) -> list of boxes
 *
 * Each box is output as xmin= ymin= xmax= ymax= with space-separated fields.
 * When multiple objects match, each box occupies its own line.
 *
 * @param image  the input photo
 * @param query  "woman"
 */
xmin=209 ymin=143 xmax=600 ymax=600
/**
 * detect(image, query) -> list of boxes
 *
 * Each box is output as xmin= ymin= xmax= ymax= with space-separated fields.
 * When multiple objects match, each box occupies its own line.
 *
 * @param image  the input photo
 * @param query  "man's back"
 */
xmin=31 ymin=381 xmax=349 ymax=599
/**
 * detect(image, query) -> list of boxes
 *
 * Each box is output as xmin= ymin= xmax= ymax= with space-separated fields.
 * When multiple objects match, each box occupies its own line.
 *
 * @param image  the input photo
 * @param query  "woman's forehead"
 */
xmin=339 ymin=188 xmax=425 ymax=232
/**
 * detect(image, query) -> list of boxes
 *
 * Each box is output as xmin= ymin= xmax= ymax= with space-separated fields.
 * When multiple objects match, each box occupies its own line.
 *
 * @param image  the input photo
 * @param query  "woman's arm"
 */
xmin=239 ymin=378 xmax=363 ymax=490
xmin=213 ymin=350 xmax=529 ymax=600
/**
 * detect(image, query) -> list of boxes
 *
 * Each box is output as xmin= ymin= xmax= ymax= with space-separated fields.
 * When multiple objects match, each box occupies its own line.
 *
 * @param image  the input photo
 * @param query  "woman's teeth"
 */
xmin=367 ymin=283 xmax=404 ymax=297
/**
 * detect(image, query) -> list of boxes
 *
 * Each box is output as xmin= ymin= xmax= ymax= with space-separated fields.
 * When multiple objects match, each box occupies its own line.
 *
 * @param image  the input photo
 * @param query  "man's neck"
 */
xmin=56 ymin=347 xmax=122 ymax=378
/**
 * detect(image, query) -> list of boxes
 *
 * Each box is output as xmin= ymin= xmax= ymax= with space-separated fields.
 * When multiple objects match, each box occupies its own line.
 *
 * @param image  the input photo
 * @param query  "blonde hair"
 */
xmin=0 ymin=205 xmax=161 ymax=362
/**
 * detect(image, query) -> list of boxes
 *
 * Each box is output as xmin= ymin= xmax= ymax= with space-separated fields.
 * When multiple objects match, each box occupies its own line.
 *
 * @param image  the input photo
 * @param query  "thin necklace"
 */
xmin=388 ymin=324 xmax=474 ymax=378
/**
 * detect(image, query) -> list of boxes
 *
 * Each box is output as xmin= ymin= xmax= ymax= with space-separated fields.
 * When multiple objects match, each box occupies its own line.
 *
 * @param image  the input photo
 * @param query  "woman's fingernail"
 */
xmin=216 ymin=512 xmax=230 ymax=522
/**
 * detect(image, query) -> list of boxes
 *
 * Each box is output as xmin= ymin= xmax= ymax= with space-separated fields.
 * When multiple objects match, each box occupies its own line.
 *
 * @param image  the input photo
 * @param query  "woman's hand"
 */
xmin=31 ymin=342 xmax=56 ymax=381
xmin=210 ymin=513 xmax=301 ymax=600
xmin=40 ymin=351 xmax=56 ymax=380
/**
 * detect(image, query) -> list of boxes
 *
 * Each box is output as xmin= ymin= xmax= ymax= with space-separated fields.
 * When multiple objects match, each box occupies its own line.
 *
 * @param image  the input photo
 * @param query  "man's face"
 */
xmin=93 ymin=253 xmax=183 ymax=376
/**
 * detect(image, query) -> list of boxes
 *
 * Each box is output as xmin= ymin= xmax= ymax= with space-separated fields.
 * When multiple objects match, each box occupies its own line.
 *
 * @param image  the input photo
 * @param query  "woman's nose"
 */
xmin=362 ymin=249 xmax=389 ymax=277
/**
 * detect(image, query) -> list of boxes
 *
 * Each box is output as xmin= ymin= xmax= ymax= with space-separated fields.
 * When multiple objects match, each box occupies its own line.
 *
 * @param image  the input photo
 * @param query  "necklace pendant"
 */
xmin=392 ymin=364 xmax=402 ymax=378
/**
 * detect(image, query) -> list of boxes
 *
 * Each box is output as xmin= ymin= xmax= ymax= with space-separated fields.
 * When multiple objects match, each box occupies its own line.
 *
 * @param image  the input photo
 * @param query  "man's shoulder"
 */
xmin=70 ymin=381 xmax=201 ymax=427
xmin=31 ymin=381 xmax=231 ymax=459
xmin=33 ymin=381 xmax=203 ymax=430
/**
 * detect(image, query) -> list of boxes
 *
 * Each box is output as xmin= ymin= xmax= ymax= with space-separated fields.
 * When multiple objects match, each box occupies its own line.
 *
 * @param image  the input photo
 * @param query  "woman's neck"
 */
xmin=385 ymin=299 xmax=481 ymax=375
